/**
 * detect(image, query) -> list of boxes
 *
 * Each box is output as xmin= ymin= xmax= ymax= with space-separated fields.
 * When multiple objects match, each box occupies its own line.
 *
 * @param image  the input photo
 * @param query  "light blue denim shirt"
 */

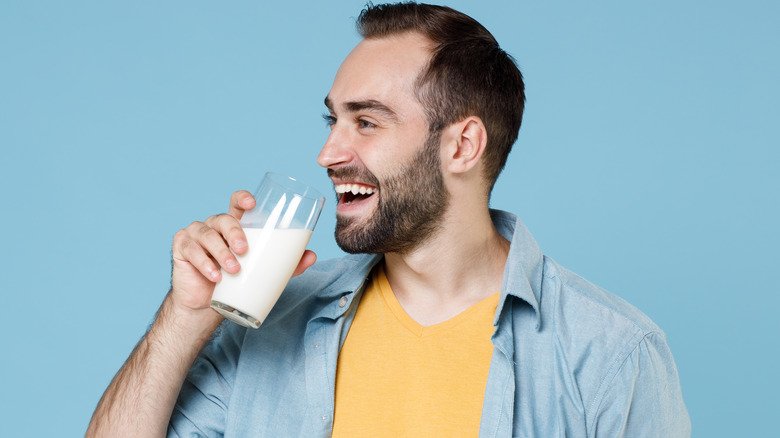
xmin=169 ymin=210 xmax=690 ymax=437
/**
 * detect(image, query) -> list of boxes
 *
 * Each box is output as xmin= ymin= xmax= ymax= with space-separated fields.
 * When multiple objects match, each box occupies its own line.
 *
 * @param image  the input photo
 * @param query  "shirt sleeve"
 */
xmin=590 ymin=331 xmax=691 ymax=438
xmin=167 ymin=323 xmax=245 ymax=438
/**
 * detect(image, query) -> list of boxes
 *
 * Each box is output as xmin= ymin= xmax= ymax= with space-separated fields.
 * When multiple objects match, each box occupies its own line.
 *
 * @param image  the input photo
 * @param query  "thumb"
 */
xmin=292 ymin=250 xmax=317 ymax=277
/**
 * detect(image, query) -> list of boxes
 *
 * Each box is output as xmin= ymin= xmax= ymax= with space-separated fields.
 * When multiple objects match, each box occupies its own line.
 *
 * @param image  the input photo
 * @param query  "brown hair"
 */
xmin=357 ymin=2 xmax=525 ymax=192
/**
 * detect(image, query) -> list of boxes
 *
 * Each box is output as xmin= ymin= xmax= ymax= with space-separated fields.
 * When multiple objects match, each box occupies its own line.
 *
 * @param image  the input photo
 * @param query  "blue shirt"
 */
xmin=169 ymin=210 xmax=691 ymax=437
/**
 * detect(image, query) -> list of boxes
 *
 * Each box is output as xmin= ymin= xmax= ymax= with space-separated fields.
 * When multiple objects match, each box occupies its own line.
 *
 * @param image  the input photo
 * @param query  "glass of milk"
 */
xmin=210 ymin=172 xmax=325 ymax=328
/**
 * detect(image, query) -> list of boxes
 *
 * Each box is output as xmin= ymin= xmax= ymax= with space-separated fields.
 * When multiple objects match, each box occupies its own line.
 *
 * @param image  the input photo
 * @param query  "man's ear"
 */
xmin=442 ymin=116 xmax=488 ymax=174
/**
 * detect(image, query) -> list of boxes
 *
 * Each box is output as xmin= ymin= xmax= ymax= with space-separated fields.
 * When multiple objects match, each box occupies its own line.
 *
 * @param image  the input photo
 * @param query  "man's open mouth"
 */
xmin=335 ymin=183 xmax=377 ymax=205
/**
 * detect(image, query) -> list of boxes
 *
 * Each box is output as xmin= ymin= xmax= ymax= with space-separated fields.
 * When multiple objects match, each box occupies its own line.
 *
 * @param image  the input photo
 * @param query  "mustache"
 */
xmin=327 ymin=166 xmax=380 ymax=187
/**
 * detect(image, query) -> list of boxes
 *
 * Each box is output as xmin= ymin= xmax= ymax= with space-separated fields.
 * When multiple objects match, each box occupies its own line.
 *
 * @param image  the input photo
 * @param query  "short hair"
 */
xmin=357 ymin=2 xmax=525 ymax=192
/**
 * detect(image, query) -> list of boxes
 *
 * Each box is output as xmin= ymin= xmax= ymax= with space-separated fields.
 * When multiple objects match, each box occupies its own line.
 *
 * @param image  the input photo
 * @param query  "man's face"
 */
xmin=317 ymin=33 xmax=449 ymax=254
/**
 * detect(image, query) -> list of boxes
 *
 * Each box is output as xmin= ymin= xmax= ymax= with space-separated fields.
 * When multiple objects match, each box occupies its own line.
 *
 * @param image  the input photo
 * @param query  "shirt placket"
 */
xmin=302 ymin=286 xmax=363 ymax=437
xmin=480 ymin=300 xmax=517 ymax=437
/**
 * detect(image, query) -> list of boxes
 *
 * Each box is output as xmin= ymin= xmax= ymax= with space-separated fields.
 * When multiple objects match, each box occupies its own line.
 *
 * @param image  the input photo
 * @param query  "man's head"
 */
xmin=357 ymin=2 xmax=525 ymax=191
xmin=318 ymin=2 xmax=524 ymax=254
xmin=320 ymin=31 xmax=446 ymax=254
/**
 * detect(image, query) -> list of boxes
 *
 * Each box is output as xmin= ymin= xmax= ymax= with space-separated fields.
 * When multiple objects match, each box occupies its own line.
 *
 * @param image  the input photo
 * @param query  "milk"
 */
xmin=211 ymin=227 xmax=313 ymax=328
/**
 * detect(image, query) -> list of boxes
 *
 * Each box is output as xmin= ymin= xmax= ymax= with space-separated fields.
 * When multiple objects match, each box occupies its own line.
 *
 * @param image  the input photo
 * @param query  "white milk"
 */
xmin=211 ymin=227 xmax=312 ymax=328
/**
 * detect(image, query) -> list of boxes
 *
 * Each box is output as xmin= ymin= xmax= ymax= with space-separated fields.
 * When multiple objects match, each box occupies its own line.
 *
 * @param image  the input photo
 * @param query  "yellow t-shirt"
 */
xmin=332 ymin=265 xmax=499 ymax=437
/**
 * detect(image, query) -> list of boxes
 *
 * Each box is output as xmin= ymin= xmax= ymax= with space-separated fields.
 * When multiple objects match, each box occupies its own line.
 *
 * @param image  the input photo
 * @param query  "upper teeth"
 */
xmin=335 ymin=183 xmax=376 ymax=195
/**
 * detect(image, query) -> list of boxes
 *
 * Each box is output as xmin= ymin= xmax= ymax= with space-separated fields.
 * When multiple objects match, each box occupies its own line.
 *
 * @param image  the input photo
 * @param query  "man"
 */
xmin=88 ymin=3 xmax=690 ymax=437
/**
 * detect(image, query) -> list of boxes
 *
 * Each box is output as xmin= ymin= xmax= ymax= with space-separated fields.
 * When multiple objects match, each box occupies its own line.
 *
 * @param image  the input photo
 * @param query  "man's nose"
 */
xmin=317 ymin=127 xmax=354 ymax=169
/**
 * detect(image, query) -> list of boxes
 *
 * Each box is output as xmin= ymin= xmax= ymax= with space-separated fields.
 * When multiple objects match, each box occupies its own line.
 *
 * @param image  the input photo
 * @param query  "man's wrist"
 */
xmin=152 ymin=296 xmax=223 ymax=347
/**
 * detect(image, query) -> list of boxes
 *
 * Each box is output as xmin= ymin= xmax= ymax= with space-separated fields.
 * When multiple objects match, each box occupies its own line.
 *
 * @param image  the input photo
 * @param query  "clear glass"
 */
xmin=210 ymin=172 xmax=325 ymax=328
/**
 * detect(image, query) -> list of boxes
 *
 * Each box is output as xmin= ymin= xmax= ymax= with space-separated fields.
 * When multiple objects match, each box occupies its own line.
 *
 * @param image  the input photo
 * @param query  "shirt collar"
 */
xmin=320 ymin=253 xmax=383 ymax=300
xmin=491 ymin=209 xmax=544 ymax=330
xmin=317 ymin=210 xmax=544 ymax=329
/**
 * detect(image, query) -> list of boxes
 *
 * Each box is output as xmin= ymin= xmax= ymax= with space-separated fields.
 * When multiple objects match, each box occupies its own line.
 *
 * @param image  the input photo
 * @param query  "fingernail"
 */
xmin=210 ymin=270 xmax=220 ymax=280
xmin=233 ymin=240 xmax=247 ymax=250
xmin=225 ymin=259 xmax=238 ymax=269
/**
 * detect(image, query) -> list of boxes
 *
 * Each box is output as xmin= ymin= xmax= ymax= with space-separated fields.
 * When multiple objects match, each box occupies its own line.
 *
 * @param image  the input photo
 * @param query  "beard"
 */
xmin=332 ymin=131 xmax=449 ymax=255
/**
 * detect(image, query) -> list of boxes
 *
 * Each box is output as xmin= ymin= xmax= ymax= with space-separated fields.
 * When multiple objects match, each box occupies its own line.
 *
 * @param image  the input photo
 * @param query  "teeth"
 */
xmin=335 ymin=183 xmax=376 ymax=195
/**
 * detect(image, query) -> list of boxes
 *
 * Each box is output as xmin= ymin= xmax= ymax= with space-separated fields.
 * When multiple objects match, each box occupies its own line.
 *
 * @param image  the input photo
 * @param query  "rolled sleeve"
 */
xmin=168 ymin=323 xmax=244 ymax=438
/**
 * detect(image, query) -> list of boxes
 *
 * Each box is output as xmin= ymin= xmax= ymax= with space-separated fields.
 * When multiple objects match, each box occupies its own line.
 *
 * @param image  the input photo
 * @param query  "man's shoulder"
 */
xmin=533 ymin=258 xmax=689 ymax=431
xmin=538 ymin=256 xmax=666 ymax=366
xmin=544 ymin=256 xmax=660 ymax=332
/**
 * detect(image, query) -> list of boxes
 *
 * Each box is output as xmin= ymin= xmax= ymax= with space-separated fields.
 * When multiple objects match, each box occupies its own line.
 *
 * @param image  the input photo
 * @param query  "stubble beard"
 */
xmin=335 ymin=131 xmax=449 ymax=255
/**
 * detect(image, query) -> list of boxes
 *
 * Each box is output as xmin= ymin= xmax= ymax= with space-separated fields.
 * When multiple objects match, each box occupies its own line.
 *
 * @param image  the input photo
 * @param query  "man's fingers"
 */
xmin=228 ymin=190 xmax=255 ymax=220
xmin=174 ymin=232 xmax=222 ymax=282
xmin=206 ymin=214 xmax=248 ymax=255
xmin=194 ymin=222 xmax=242 ymax=274
xmin=174 ymin=192 xmax=312 ymax=285
xmin=175 ymin=220 xmax=241 ymax=278
xmin=292 ymin=250 xmax=317 ymax=277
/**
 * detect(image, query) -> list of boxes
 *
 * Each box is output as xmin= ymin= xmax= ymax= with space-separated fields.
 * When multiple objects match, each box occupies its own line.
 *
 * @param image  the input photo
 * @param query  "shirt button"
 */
xmin=338 ymin=296 xmax=348 ymax=307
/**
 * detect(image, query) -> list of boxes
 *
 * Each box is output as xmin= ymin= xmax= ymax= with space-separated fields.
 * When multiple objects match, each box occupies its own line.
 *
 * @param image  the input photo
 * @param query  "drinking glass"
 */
xmin=210 ymin=172 xmax=325 ymax=328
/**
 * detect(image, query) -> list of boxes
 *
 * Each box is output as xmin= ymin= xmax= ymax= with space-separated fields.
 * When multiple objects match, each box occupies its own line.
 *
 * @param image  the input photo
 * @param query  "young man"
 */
xmin=88 ymin=3 xmax=690 ymax=437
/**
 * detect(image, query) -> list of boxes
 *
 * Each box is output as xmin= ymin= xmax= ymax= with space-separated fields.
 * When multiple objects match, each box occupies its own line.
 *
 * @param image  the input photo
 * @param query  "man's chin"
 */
xmin=336 ymin=215 xmax=392 ymax=254
xmin=335 ymin=219 xmax=369 ymax=254
xmin=335 ymin=238 xmax=377 ymax=255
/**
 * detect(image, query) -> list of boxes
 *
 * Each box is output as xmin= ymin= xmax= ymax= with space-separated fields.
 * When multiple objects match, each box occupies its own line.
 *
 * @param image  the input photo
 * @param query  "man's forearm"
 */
xmin=86 ymin=297 xmax=221 ymax=438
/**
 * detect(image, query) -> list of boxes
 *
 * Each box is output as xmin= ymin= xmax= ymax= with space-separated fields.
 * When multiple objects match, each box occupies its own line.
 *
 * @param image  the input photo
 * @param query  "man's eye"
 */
xmin=358 ymin=119 xmax=376 ymax=129
xmin=322 ymin=114 xmax=336 ymax=127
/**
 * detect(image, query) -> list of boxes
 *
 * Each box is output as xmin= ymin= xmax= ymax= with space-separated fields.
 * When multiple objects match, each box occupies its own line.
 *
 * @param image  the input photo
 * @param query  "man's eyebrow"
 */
xmin=346 ymin=100 xmax=398 ymax=121
xmin=323 ymin=96 xmax=398 ymax=122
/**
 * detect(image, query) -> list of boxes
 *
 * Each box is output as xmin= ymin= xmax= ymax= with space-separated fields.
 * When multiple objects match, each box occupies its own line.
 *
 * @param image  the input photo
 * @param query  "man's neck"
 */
xmin=383 ymin=207 xmax=510 ymax=327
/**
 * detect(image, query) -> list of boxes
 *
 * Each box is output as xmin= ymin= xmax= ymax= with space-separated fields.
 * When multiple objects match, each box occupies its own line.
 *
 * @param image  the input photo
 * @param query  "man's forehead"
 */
xmin=325 ymin=33 xmax=432 ymax=109
xmin=344 ymin=34 xmax=432 ymax=78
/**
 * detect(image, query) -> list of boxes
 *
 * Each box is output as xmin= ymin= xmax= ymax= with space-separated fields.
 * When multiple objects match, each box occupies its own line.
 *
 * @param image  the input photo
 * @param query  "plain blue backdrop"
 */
xmin=1 ymin=1 xmax=777 ymax=436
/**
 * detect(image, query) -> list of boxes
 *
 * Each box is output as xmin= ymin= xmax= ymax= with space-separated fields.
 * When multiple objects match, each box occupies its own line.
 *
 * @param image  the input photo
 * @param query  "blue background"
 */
xmin=1 ymin=1 xmax=777 ymax=436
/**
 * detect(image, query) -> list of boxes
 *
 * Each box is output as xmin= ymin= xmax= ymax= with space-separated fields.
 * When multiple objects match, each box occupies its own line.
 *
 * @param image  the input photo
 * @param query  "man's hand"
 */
xmin=169 ymin=190 xmax=317 ymax=328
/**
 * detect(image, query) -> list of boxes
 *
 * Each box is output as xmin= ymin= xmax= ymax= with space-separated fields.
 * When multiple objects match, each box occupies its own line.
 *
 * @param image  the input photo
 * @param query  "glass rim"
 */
xmin=261 ymin=172 xmax=325 ymax=202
